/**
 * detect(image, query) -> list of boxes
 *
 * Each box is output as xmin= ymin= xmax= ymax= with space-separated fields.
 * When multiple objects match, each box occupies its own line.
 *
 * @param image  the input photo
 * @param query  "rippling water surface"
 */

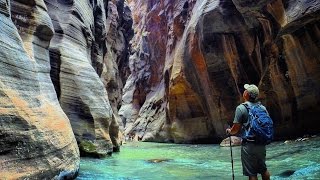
xmin=78 ymin=137 xmax=320 ymax=180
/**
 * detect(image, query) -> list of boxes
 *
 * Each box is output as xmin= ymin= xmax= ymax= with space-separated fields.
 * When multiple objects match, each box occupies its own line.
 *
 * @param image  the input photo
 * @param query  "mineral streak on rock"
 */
xmin=122 ymin=0 xmax=320 ymax=143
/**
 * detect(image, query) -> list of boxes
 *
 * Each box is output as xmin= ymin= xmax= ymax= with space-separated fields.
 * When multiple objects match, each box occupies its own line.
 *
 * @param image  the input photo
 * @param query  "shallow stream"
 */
xmin=78 ymin=137 xmax=320 ymax=180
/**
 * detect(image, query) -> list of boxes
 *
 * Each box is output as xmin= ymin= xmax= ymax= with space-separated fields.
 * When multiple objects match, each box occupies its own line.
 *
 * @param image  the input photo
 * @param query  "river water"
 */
xmin=77 ymin=137 xmax=320 ymax=180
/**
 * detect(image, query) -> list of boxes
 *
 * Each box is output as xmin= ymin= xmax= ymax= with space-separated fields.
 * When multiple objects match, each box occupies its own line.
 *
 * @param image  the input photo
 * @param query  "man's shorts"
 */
xmin=241 ymin=142 xmax=267 ymax=176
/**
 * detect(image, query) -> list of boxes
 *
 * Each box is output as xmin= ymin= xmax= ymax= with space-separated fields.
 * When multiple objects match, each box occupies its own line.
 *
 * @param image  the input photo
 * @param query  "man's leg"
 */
xmin=249 ymin=176 xmax=258 ymax=180
xmin=261 ymin=170 xmax=270 ymax=180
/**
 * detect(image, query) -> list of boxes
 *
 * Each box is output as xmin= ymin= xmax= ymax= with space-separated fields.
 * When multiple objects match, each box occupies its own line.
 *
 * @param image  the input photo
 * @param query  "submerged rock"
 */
xmin=295 ymin=137 xmax=309 ymax=142
xmin=79 ymin=140 xmax=112 ymax=158
xmin=146 ymin=158 xmax=172 ymax=163
xmin=278 ymin=170 xmax=295 ymax=177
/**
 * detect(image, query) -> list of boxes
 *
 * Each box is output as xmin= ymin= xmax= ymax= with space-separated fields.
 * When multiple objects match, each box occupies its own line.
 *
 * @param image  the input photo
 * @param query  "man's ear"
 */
xmin=243 ymin=90 xmax=249 ymax=100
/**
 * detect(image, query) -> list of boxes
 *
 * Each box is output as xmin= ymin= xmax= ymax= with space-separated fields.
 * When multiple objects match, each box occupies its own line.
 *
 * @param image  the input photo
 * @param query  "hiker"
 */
xmin=226 ymin=84 xmax=271 ymax=180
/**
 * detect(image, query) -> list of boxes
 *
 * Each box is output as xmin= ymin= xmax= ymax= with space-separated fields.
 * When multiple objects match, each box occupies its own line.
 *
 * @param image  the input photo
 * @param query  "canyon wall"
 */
xmin=45 ymin=0 xmax=132 ymax=157
xmin=0 ymin=0 xmax=319 ymax=177
xmin=0 ymin=0 xmax=79 ymax=178
xmin=121 ymin=0 xmax=320 ymax=143
xmin=0 ymin=0 xmax=132 ymax=178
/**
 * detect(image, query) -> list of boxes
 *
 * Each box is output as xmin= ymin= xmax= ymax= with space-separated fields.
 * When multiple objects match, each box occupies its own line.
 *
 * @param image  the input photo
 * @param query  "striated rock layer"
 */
xmin=45 ymin=0 xmax=114 ymax=157
xmin=0 ymin=0 xmax=132 ymax=178
xmin=121 ymin=0 xmax=320 ymax=143
xmin=0 ymin=0 xmax=79 ymax=179
xmin=45 ymin=0 xmax=133 ymax=156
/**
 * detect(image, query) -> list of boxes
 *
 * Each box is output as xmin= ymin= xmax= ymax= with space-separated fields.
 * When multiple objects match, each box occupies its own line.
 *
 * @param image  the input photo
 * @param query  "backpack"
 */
xmin=242 ymin=103 xmax=274 ymax=145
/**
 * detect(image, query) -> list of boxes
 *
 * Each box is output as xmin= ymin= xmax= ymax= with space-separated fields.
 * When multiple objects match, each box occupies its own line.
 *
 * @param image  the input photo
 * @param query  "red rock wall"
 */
xmin=121 ymin=0 xmax=320 ymax=143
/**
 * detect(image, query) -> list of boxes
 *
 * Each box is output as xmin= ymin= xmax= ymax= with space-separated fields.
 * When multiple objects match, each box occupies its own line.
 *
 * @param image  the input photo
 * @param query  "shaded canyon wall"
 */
xmin=121 ymin=0 xmax=320 ymax=143
xmin=0 ymin=0 xmax=132 ymax=178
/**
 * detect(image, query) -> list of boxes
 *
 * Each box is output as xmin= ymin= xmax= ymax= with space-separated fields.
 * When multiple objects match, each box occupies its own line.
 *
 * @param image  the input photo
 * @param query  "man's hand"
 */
xmin=226 ymin=128 xmax=231 ymax=136
xmin=226 ymin=123 xmax=241 ymax=136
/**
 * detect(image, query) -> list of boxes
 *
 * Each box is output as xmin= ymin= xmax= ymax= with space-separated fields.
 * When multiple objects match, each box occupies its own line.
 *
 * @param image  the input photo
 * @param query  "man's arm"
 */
xmin=226 ymin=104 xmax=245 ymax=135
xmin=226 ymin=123 xmax=241 ymax=135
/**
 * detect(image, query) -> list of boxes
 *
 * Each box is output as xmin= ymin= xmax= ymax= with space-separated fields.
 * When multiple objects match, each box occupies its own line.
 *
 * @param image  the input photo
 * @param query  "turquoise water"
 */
xmin=78 ymin=137 xmax=320 ymax=180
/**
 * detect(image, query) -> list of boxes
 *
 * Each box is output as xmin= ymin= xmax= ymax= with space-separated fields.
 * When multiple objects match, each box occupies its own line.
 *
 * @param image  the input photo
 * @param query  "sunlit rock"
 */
xmin=284 ymin=140 xmax=293 ymax=144
xmin=0 ymin=0 xmax=79 ymax=178
xmin=220 ymin=136 xmax=242 ymax=147
xmin=0 ymin=0 xmax=132 ymax=177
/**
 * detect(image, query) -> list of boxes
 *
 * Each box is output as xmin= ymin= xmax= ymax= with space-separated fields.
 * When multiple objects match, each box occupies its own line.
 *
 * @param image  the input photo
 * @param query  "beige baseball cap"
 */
xmin=244 ymin=84 xmax=259 ymax=99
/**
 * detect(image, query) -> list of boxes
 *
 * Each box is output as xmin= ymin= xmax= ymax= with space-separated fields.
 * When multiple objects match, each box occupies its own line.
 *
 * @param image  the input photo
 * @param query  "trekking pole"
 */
xmin=229 ymin=135 xmax=235 ymax=180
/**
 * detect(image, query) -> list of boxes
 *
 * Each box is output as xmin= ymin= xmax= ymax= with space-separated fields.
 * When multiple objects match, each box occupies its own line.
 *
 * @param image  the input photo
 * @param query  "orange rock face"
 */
xmin=121 ymin=0 xmax=320 ymax=143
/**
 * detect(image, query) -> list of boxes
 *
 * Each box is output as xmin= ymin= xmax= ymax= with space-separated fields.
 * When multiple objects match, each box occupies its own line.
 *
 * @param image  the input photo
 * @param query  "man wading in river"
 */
xmin=226 ymin=84 xmax=272 ymax=180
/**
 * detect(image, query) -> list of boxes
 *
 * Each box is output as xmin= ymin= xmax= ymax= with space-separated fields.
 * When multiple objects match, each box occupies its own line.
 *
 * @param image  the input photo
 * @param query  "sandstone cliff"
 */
xmin=45 ymin=0 xmax=131 ymax=157
xmin=121 ymin=0 xmax=320 ymax=143
xmin=0 ymin=0 xmax=132 ymax=178
xmin=0 ymin=0 xmax=79 ymax=178
xmin=1 ymin=0 xmax=319 ymax=177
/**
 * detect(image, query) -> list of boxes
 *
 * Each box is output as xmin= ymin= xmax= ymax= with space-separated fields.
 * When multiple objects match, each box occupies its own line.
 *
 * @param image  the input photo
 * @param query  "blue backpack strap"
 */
xmin=241 ymin=102 xmax=259 ymax=142
xmin=242 ymin=102 xmax=247 ymax=108
xmin=242 ymin=102 xmax=249 ymax=111
xmin=241 ymin=102 xmax=252 ymax=118
xmin=241 ymin=102 xmax=251 ymax=137
xmin=241 ymin=102 xmax=250 ymax=125
xmin=242 ymin=102 xmax=262 ymax=114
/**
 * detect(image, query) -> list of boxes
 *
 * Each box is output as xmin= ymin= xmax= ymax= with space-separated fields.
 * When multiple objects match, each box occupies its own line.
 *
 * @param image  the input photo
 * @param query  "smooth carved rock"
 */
xmin=121 ymin=0 xmax=320 ymax=143
xmin=1 ymin=0 xmax=131 ymax=178
xmin=120 ymin=0 xmax=175 ymax=143
xmin=0 ymin=0 xmax=79 ymax=179
xmin=45 ymin=0 xmax=122 ymax=157
xmin=102 ymin=0 xmax=133 ymax=135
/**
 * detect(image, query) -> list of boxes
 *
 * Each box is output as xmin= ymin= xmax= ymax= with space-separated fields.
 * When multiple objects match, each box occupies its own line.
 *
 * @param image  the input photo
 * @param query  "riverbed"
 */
xmin=77 ymin=137 xmax=320 ymax=179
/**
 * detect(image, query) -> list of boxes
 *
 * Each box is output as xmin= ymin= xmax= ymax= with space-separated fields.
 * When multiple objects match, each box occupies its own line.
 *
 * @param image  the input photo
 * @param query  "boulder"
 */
xmin=220 ymin=136 xmax=242 ymax=147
